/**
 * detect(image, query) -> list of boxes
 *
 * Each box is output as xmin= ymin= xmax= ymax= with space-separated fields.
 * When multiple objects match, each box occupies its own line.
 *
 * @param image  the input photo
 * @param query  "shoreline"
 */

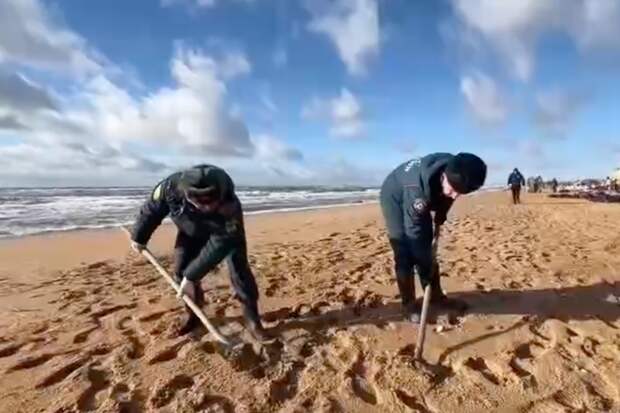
xmin=0 ymin=202 xmax=381 ymax=276
xmin=0 ymin=199 xmax=379 ymax=242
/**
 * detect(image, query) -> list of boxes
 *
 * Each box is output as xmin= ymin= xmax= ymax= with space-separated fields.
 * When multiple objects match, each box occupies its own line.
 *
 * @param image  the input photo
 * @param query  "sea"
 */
xmin=0 ymin=186 xmax=379 ymax=238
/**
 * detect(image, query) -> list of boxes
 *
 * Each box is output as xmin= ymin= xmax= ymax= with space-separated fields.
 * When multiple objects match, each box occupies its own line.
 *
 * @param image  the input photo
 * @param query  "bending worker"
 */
xmin=130 ymin=164 xmax=268 ymax=340
xmin=380 ymin=153 xmax=487 ymax=322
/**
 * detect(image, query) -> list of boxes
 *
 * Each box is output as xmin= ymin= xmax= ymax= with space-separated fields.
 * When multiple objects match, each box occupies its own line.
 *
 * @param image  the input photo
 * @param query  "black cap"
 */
xmin=445 ymin=153 xmax=487 ymax=194
xmin=179 ymin=165 xmax=220 ymax=200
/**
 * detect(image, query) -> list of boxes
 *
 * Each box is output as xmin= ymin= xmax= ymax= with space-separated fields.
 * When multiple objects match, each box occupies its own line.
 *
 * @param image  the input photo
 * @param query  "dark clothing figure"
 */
xmin=534 ymin=176 xmax=544 ymax=193
xmin=132 ymin=165 xmax=264 ymax=337
xmin=551 ymin=178 xmax=558 ymax=193
xmin=507 ymin=169 xmax=525 ymax=204
xmin=380 ymin=153 xmax=486 ymax=321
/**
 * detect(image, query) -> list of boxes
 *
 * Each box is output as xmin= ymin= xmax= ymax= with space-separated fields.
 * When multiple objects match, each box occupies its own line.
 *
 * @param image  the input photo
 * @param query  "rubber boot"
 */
xmin=396 ymin=275 xmax=420 ymax=323
xmin=242 ymin=301 xmax=270 ymax=342
xmin=429 ymin=267 xmax=468 ymax=313
xmin=176 ymin=280 xmax=205 ymax=336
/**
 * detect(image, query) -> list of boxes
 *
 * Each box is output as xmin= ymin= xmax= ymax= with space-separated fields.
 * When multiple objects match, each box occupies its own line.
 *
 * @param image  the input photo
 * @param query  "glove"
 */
xmin=131 ymin=241 xmax=146 ymax=253
xmin=177 ymin=278 xmax=196 ymax=301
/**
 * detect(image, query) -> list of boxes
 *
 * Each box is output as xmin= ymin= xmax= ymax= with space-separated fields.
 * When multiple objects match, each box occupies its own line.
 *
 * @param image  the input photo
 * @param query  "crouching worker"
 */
xmin=380 ymin=153 xmax=487 ymax=322
xmin=130 ymin=164 xmax=268 ymax=340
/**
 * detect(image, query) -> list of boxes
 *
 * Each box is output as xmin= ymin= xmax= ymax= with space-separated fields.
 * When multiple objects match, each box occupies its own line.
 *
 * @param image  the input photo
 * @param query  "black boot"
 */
xmin=242 ymin=302 xmax=270 ymax=341
xmin=396 ymin=275 xmax=420 ymax=323
xmin=175 ymin=278 xmax=205 ymax=336
xmin=176 ymin=312 xmax=201 ymax=336
xmin=429 ymin=271 xmax=468 ymax=313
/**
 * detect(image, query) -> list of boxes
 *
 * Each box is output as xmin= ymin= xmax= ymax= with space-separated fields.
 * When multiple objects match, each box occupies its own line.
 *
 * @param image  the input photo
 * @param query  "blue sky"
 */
xmin=0 ymin=0 xmax=618 ymax=187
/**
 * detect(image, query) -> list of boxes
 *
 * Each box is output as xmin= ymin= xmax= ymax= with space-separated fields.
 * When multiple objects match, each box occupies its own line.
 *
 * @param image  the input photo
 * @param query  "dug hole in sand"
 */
xmin=0 ymin=192 xmax=619 ymax=412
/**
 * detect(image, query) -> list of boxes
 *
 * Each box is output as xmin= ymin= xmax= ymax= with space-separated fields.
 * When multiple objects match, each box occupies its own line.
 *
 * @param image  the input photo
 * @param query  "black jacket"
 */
xmin=131 ymin=166 xmax=244 ymax=281
xmin=507 ymin=170 xmax=525 ymax=186
xmin=381 ymin=153 xmax=455 ymax=245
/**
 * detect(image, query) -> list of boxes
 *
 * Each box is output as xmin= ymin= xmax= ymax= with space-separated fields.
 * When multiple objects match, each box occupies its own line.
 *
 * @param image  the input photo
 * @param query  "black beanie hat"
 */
xmin=179 ymin=165 xmax=220 ymax=199
xmin=445 ymin=153 xmax=487 ymax=194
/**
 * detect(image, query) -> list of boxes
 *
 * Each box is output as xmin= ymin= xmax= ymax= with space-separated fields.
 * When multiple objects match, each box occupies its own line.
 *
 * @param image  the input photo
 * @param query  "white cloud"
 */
xmin=0 ymin=114 xmax=26 ymax=130
xmin=534 ymin=89 xmax=589 ymax=136
xmin=216 ymin=50 xmax=252 ymax=79
xmin=0 ymin=0 xmax=103 ymax=75
xmin=1 ymin=45 xmax=301 ymax=183
xmin=460 ymin=72 xmax=508 ymax=125
xmin=305 ymin=0 xmax=380 ymax=76
xmin=0 ymin=0 xmax=307 ymax=186
xmin=302 ymin=88 xmax=365 ymax=138
xmin=253 ymin=134 xmax=303 ymax=162
xmin=0 ymin=71 xmax=57 ymax=113
xmin=450 ymin=0 xmax=620 ymax=81
xmin=0 ymin=141 xmax=169 ymax=185
xmin=60 ymin=46 xmax=255 ymax=156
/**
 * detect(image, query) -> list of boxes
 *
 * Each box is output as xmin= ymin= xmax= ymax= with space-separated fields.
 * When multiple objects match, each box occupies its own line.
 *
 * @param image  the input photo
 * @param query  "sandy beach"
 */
xmin=1 ymin=192 xmax=619 ymax=413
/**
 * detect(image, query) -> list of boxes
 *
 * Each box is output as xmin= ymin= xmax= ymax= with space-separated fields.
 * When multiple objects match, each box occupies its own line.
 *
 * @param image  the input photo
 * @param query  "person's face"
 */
xmin=186 ymin=193 xmax=221 ymax=213
xmin=441 ymin=173 xmax=462 ymax=200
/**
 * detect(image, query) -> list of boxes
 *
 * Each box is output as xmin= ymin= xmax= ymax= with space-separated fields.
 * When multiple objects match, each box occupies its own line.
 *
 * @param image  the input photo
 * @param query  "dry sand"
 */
xmin=1 ymin=192 xmax=619 ymax=413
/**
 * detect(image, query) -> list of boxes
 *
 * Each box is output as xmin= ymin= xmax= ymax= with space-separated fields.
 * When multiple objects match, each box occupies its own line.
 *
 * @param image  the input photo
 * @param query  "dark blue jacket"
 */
xmin=380 ymin=153 xmax=454 ymax=245
xmin=131 ymin=165 xmax=244 ymax=281
xmin=508 ymin=170 xmax=525 ymax=186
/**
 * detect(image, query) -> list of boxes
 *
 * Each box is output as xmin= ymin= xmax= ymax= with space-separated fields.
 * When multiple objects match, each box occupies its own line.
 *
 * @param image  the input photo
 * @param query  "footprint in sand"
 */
xmin=35 ymin=355 xmax=89 ymax=388
xmin=395 ymin=389 xmax=429 ymax=412
xmin=6 ymin=352 xmax=57 ymax=372
xmin=147 ymin=338 xmax=190 ymax=364
xmin=193 ymin=393 xmax=236 ymax=413
xmin=268 ymin=360 xmax=306 ymax=404
xmin=346 ymin=354 xmax=378 ymax=405
xmin=119 ymin=328 xmax=145 ymax=360
xmin=76 ymin=366 xmax=111 ymax=411
xmin=90 ymin=303 xmax=137 ymax=321
xmin=73 ymin=326 xmax=99 ymax=344
xmin=462 ymin=357 xmax=502 ymax=386
xmin=137 ymin=309 xmax=168 ymax=323
xmin=0 ymin=341 xmax=23 ymax=358
xmin=150 ymin=374 xmax=195 ymax=408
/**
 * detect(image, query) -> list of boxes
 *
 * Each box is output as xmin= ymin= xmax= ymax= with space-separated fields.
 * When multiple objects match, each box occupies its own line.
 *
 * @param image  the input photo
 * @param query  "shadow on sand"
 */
xmin=263 ymin=281 xmax=620 ymax=362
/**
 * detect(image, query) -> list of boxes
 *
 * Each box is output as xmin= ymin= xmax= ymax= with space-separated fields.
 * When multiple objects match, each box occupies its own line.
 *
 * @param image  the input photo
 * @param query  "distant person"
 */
xmin=507 ymin=168 xmax=526 ymax=204
xmin=551 ymin=178 xmax=558 ymax=193
xmin=130 ymin=164 xmax=268 ymax=339
xmin=535 ymin=176 xmax=544 ymax=193
xmin=380 ymin=153 xmax=487 ymax=322
xmin=605 ymin=176 xmax=612 ymax=191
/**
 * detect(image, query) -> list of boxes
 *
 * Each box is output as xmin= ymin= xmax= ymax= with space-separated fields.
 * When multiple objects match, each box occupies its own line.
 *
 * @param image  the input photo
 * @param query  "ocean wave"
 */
xmin=0 ymin=186 xmax=379 ymax=238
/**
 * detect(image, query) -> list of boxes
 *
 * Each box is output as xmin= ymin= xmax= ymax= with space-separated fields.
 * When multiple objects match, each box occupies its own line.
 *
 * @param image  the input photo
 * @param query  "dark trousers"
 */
xmin=388 ymin=238 xmax=441 ymax=305
xmin=173 ymin=231 xmax=260 ymax=321
xmin=511 ymin=185 xmax=521 ymax=204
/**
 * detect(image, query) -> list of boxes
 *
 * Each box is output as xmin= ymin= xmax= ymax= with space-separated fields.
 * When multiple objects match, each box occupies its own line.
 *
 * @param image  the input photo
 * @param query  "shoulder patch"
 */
xmin=152 ymin=183 xmax=163 ymax=201
xmin=413 ymin=198 xmax=427 ymax=213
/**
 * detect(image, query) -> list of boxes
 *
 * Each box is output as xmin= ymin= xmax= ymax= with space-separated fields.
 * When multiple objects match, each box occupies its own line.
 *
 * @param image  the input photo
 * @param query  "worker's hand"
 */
xmin=130 ymin=241 xmax=146 ymax=253
xmin=177 ymin=278 xmax=196 ymax=300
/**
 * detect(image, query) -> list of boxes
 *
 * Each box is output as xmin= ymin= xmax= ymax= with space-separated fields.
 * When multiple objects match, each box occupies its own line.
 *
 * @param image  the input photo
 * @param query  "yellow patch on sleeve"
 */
xmin=152 ymin=184 xmax=162 ymax=201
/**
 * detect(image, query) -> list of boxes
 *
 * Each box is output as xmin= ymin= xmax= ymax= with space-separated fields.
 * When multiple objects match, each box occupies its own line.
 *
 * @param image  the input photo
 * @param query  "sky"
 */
xmin=0 ymin=0 xmax=619 ymax=187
